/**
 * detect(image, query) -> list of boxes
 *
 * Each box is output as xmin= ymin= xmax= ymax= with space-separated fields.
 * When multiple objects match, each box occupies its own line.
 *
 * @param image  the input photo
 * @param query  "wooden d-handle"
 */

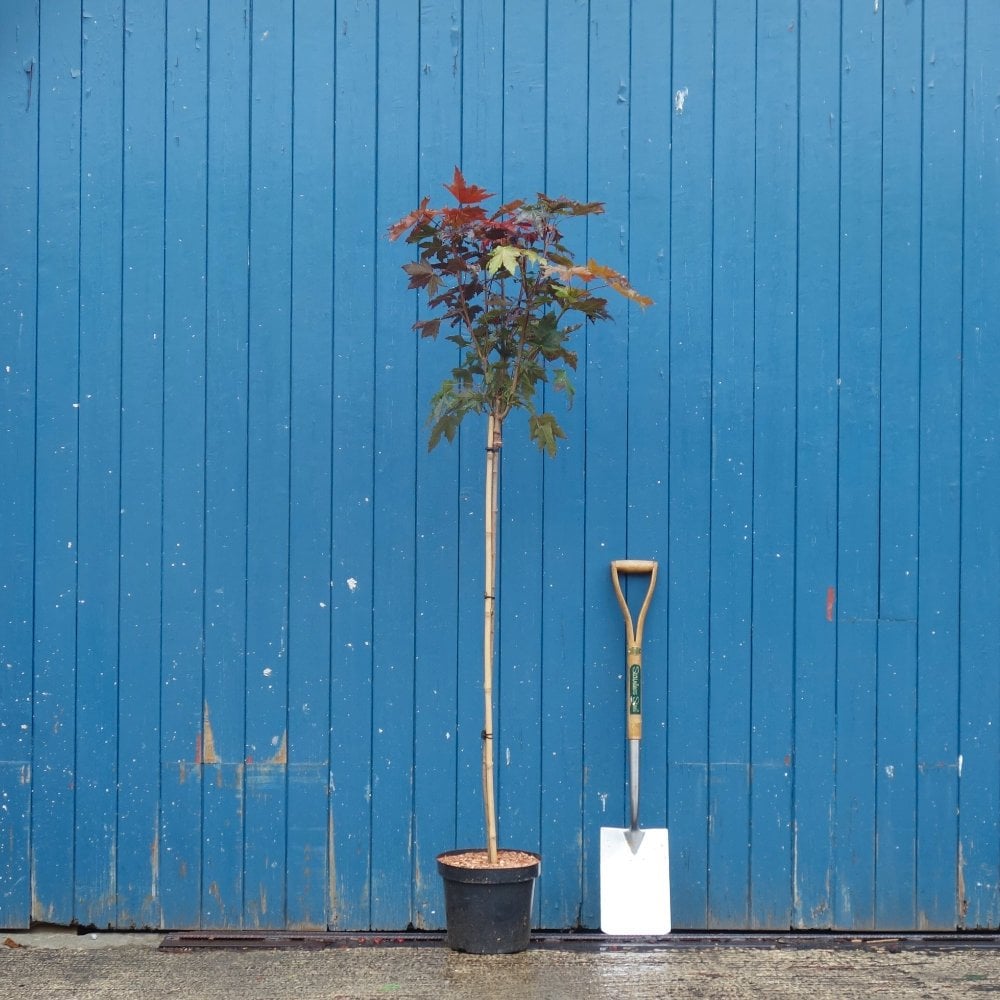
xmin=610 ymin=560 xmax=658 ymax=740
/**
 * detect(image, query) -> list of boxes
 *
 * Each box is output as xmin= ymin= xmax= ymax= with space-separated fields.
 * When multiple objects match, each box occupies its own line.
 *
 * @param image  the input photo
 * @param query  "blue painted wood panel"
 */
xmin=74 ymin=0 xmax=123 ymax=929
xmin=916 ymin=0 xmax=964 ymax=931
xmin=666 ymin=0 xmax=714 ymax=930
xmin=370 ymin=3 xmax=420 ymax=931
xmin=0 ymin=0 xmax=38 ymax=931
xmin=31 ymin=0 xmax=83 ymax=925
xmin=960 ymin=0 xmax=1000 ymax=931
xmin=159 ymin=0 xmax=208 ymax=929
xmin=622 ymin=0 xmax=671 ymax=935
xmin=539 ymin=0 xmax=591 ymax=931
xmin=116 ymin=0 xmax=166 ymax=929
xmin=201 ymin=0 xmax=251 ymax=930
xmin=2 ymin=1 xmax=999 ymax=932
xmin=707 ymin=0 xmax=754 ymax=931
xmin=792 ymin=0 xmax=840 ymax=930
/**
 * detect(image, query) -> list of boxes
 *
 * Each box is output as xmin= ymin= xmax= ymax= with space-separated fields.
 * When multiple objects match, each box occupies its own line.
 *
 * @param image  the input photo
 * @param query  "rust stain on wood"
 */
xmin=269 ymin=732 xmax=288 ymax=766
xmin=199 ymin=702 xmax=220 ymax=764
xmin=957 ymin=841 xmax=968 ymax=924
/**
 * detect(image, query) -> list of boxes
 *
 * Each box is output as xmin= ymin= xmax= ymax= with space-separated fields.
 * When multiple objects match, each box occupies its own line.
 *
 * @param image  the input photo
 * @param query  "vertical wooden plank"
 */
xmin=201 ymin=0 xmax=251 ymax=929
xmin=286 ymin=0 xmax=335 ymax=931
xmin=706 ymin=0 xmax=755 ymax=931
xmin=750 ymin=0 xmax=797 ymax=930
xmin=370 ymin=0 xmax=420 ymax=932
xmin=874 ymin=0 xmax=921 ymax=931
xmin=624 ymin=0 xmax=672 ymax=929
xmin=453 ymin=0 xmax=502 ymax=863
xmin=959 ymin=0 xmax=1000 ymax=930
xmin=328 ymin=0 xmax=377 ymax=932
xmin=31 ymin=0 xmax=82 ymax=925
xmin=243 ymin=0 xmax=293 ymax=929
xmin=666 ymin=0 xmax=714 ymax=929
xmin=834 ymin=0 xmax=882 ymax=930
xmin=0 ymin=0 xmax=39 ymax=930
xmin=74 ymin=0 xmax=123 ymax=928
xmin=915 ymin=0 xmax=963 ymax=931
xmin=580 ymin=0 xmax=633 ymax=931
xmin=159 ymin=0 xmax=208 ymax=929
xmin=875 ymin=623 xmax=917 ymax=927
xmin=877 ymin=2 xmax=921 ymax=626
xmin=116 ymin=0 xmax=165 ymax=929
xmin=792 ymin=0 xmax=840 ymax=930
xmin=496 ymin=0 xmax=545 ymax=877
xmin=539 ymin=0 xmax=590 ymax=930
xmin=410 ymin=0 xmax=463 ymax=931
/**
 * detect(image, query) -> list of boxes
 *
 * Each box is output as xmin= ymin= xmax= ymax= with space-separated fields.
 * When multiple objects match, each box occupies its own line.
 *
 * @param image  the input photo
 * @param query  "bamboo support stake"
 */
xmin=482 ymin=412 xmax=501 ymax=864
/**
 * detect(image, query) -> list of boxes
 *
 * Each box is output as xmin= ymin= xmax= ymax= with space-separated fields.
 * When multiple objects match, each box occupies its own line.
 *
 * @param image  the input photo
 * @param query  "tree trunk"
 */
xmin=482 ymin=412 xmax=501 ymax=863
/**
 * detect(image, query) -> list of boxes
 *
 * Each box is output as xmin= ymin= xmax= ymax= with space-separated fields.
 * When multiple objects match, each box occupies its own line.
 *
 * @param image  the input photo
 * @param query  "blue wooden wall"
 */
xmin=2 ymin=0 xmax=998 ymax=932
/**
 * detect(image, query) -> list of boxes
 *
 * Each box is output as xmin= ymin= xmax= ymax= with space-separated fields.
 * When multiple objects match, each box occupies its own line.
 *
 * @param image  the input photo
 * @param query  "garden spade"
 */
xmin=600 ymin=559 xmax=671 ymax=936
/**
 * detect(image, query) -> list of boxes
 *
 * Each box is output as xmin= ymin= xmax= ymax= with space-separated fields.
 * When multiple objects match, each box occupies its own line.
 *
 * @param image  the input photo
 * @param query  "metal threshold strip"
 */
xmin=159 ymin=930 xmax=1000 ymax=952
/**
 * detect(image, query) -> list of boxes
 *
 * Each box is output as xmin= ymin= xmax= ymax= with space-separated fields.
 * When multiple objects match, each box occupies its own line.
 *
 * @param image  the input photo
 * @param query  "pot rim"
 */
xmin=436 ymin=849 xmax=541 ymax=884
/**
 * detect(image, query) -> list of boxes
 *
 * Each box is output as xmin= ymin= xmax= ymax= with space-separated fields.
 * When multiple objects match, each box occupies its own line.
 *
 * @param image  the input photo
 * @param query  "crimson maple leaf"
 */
xmin=444 ymin=167 xmax=493 ymax=205
xmin=441 ymin=205 xmax=490 ymax=228
xmin=387 ymin=197 xmax=437 ymax=241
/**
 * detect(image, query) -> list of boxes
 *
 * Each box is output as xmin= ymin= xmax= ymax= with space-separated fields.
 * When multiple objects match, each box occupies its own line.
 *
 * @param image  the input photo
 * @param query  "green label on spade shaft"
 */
xmin=628 ymin=661 xmax=641 ymax=714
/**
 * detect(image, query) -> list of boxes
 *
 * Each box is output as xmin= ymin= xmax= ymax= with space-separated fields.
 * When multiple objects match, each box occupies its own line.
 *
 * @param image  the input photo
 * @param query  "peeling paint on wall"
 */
xmin=958 ymin=841 xmax=968 ymax=923
xmin=196 ymin=702 xmax=219 ymax=765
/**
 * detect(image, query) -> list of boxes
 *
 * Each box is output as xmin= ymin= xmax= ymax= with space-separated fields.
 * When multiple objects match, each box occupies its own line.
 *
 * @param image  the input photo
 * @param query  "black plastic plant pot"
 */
xmin=436 ymin=850 xmax=542 ymax=954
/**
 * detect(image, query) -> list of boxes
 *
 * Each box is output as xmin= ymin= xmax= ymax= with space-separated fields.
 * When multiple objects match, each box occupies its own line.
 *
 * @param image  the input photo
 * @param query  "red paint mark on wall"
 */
xmin=826 ymin=586 xmax=836 ymax=622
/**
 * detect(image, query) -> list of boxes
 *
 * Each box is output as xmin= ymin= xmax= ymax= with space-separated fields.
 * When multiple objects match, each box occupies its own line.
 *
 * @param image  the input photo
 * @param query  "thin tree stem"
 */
xmin=482 ymin=412 xmax=501 ymax=864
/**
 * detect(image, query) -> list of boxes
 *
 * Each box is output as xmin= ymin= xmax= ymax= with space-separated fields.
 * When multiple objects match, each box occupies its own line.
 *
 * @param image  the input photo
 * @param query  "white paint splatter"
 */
xmin=674 ymin=87 xmax=689 ymax=113
xmin=958 ymin=754 xmax=964 ymax=777
xmin=346 ymin=577 xmax=358 ymax=592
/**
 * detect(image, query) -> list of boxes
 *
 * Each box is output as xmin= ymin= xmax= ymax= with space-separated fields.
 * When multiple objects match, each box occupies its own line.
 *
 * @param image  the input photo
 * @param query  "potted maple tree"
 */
xmin=389 ymin=169 xmax=650 ymax=953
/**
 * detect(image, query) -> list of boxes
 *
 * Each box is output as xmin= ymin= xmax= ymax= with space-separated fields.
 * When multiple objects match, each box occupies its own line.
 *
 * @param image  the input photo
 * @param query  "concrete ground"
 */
xmin=2 ymin=927 xmax=998 ymax=999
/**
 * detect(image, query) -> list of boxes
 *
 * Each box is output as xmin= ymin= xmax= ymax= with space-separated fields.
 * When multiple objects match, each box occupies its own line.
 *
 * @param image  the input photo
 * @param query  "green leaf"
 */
xmin=532 ymin=312 xmax=564 ymax=357
xmin=528 ymin=412 xmax=567 ymax=458
xmin=553 ymin=368 xmax=575 ymax=407
xmin=486 ymin=245 xmax=522 ymax=277
xmin=427 ymin=412 xmax=461 ymax=451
